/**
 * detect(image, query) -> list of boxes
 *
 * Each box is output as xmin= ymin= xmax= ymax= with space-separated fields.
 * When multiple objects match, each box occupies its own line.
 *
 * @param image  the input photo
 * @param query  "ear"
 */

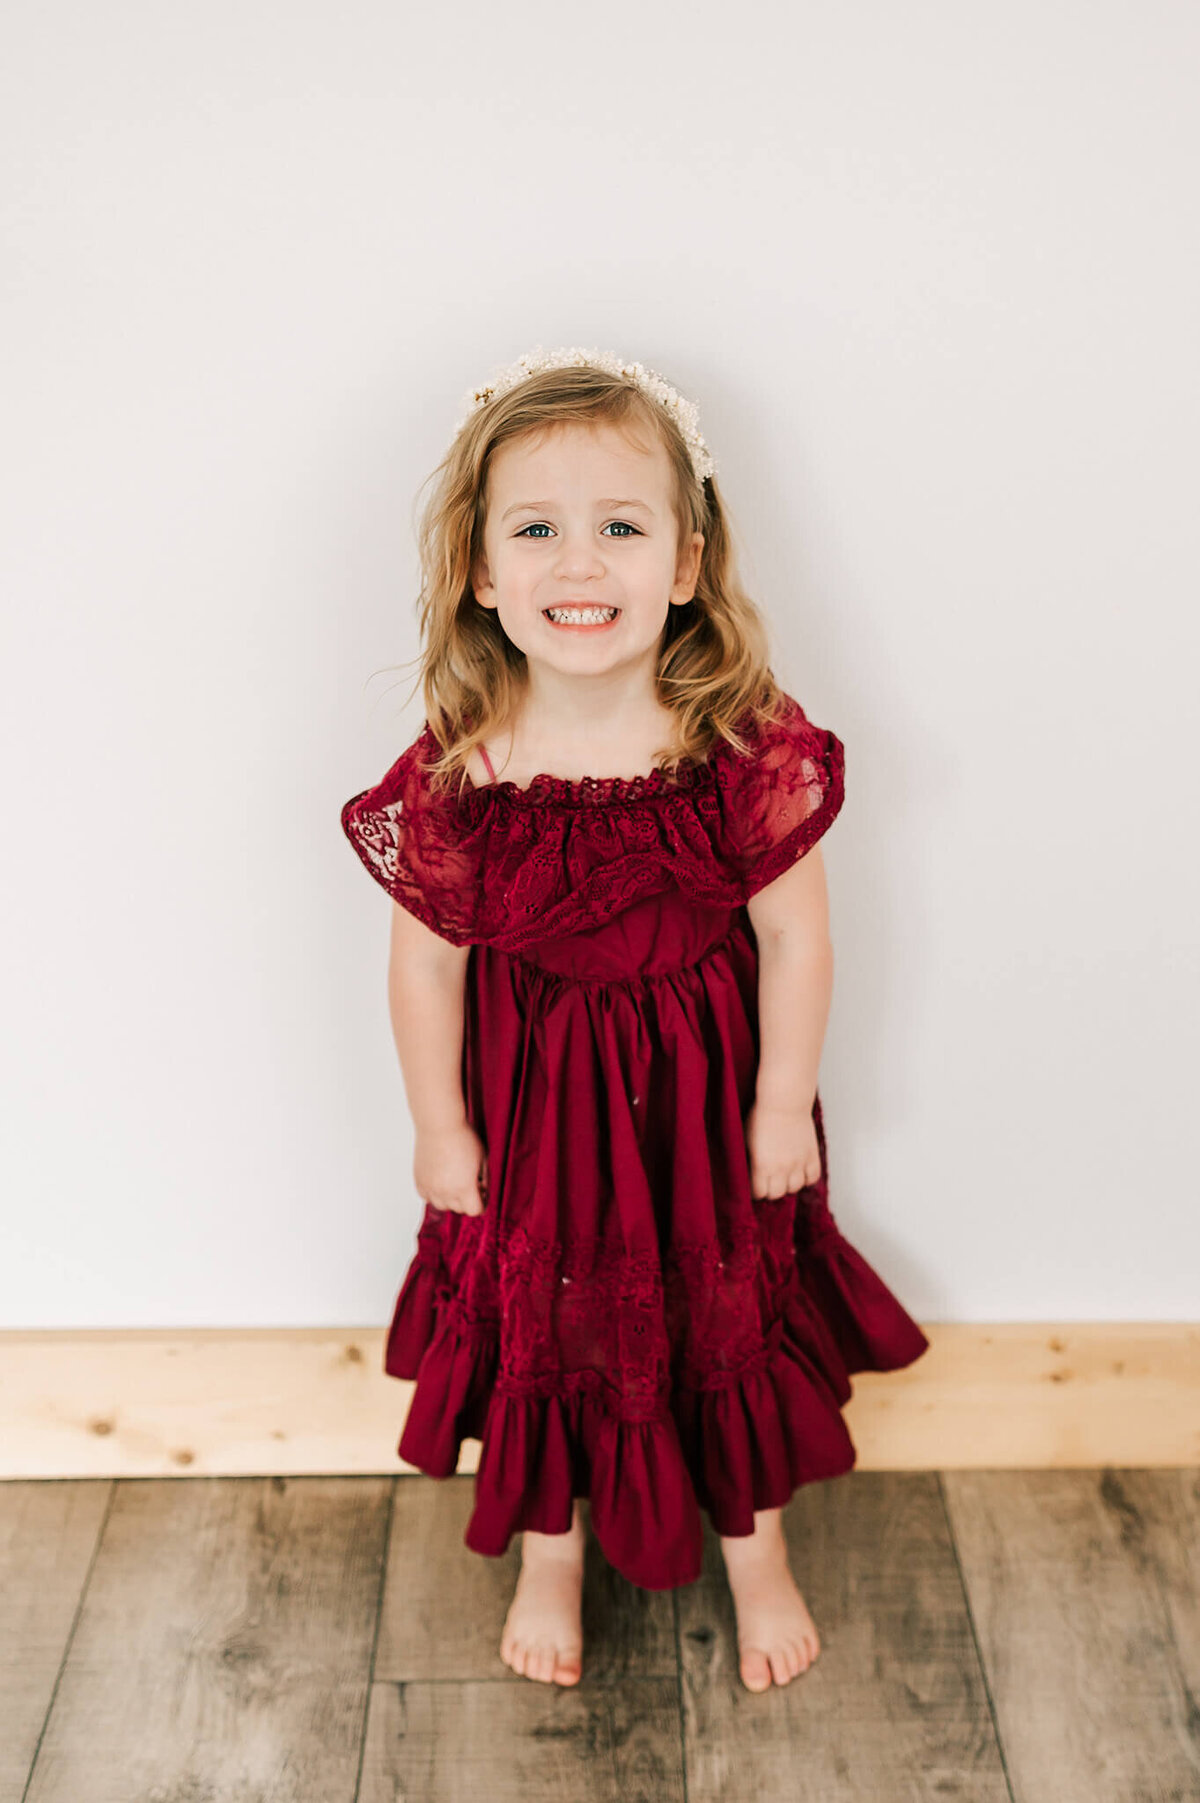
xmin=670 ymin=531 xmax=704 ymax=605
xmin=472 ymin=553 xmax=497 ymax=609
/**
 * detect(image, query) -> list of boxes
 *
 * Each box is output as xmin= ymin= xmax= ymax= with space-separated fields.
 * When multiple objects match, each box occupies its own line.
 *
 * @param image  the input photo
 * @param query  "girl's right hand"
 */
xmin=413 ymin=1121 xmax=489 ymax=1216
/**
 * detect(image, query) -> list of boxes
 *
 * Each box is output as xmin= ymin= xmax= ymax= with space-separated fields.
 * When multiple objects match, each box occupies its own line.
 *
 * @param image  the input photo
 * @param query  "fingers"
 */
xmin=749 ymin=1158 xmax=823 ymax=1201
xmin=424 ymin=1191 xmax=486 ymax=1216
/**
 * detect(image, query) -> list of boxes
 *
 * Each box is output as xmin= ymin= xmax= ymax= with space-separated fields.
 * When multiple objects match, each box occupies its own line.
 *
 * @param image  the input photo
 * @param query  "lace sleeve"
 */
xmin=340 ymin=733 xmax=480 ymax=945
xmin=718 ymin=695 xmax=846 ymax=903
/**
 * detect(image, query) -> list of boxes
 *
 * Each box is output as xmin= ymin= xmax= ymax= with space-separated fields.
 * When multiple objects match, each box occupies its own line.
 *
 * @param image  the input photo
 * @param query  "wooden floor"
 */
xmin=3 ymin=1468 xmax=1198 ymax=1802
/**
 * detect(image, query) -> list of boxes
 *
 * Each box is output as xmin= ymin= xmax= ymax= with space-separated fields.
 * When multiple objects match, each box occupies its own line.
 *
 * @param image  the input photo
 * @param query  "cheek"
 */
xmin=492 ymin=547 xmax=538 ymax=590
xmin=630 ymin=547 xmax=679 ymax=590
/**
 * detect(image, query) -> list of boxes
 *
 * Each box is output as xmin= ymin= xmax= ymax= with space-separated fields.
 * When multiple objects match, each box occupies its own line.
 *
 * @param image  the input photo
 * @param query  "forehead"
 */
xmin=487 ymin=420 xmax=671 ymax=497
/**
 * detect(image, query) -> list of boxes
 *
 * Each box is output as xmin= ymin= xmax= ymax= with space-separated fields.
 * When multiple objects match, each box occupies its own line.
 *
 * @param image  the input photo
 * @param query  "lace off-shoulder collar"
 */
xmin=439 ymin=723 xmax=733 ymax=812
xmin=340 ymin=694 xmax=845 ymax=948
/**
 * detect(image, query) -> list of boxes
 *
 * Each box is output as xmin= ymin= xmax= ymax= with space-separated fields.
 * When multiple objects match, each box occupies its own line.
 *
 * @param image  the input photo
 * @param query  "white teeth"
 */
xmin=545 ymin=606 xmax=618 ymax=624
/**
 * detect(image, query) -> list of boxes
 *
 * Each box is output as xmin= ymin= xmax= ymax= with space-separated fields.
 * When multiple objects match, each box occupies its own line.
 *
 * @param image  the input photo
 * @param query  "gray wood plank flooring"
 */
xmin=3 ymin=1469 xmax=1197 ymax=1802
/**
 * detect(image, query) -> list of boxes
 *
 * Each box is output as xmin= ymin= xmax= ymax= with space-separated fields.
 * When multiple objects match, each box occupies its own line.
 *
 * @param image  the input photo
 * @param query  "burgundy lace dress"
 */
xmin=340 ymin=691 xmax=928 ymax=1590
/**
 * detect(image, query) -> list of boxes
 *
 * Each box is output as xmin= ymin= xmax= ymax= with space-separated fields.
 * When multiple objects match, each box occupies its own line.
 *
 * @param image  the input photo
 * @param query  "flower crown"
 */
xmin=451 ymin=344 xmax=717 ymax=483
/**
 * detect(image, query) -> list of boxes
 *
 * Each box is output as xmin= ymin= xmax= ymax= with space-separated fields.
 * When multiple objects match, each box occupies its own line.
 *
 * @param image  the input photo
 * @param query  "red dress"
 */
xmin=341 ymin=692 xmax=929 ymax=1590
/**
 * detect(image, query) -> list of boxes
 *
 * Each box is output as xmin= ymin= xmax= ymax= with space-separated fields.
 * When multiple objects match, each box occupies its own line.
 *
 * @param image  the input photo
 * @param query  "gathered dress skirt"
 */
xmin=381 ymin=885 xmax=930 ymax=1591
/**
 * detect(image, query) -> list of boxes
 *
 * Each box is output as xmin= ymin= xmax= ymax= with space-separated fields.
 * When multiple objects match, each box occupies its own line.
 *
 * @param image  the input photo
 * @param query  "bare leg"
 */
xmin=498 ymin=1497 xmax=586 ymax=1685
xmin=719 ymin=1505 xmax=821 ymax=1691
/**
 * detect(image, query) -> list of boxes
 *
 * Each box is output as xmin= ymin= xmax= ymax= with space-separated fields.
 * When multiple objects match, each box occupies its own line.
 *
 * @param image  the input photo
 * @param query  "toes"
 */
xmin=502 ymin=1632 xmax=584 ymax=1685
xmin=740 ymin=1647 xmax=772 ymax=1692
xmin=768 ymin=1646 xmax=792 ymax=1687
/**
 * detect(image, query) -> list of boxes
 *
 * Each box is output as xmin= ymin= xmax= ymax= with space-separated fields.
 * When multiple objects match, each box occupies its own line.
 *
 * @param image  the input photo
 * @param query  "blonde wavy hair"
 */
xmin=385 ymin=359 xmax=789 ymax=798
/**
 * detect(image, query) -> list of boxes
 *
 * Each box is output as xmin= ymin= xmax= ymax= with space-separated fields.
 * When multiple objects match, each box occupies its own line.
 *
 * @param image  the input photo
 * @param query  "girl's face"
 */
xmin=471 ymin=421 xmax=703 ymax=678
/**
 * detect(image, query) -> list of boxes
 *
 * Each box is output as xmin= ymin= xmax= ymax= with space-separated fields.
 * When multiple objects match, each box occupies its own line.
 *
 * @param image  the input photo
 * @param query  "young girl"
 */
xmin=341 ymin=346 xmax=929 ymax=1695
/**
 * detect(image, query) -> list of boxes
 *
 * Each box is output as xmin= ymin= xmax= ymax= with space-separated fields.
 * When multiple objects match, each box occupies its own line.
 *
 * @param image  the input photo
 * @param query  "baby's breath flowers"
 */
xmin=452 ymin=344 xmax=716 ymax=483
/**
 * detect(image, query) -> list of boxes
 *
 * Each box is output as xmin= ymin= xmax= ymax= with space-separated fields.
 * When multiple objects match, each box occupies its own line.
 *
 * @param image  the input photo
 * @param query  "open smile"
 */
xmin=542 ymin=604 xmax=621 ymax=630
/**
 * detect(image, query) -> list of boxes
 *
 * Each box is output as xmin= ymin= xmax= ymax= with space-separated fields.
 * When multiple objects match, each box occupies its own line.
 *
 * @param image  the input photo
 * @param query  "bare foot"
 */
xmin=719 ymin=1505 xmax=821 ymax=1691
xmin=499 ymin=1499 xmax=586 ymax=1685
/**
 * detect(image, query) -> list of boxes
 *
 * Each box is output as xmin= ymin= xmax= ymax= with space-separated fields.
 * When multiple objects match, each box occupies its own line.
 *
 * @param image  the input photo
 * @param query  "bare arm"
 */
xmin=745 ymin=844 xmax=833 ymax=1113
xmin=387 ymin=901 xmax=486 ymax=1214
xmin=742 ymin=846 xmax=833 ymax=1198
xmin=387 ymin=900 xmax=471 ymax=1130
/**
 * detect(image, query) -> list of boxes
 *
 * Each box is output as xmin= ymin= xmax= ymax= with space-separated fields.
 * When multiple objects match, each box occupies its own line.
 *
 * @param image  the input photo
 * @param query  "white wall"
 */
xmin=2 ymin=1 xmax=1196 ymax=1329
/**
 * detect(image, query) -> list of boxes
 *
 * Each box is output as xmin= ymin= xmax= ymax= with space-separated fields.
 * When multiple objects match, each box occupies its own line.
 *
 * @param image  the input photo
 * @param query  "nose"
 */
xmin=553 ymin=531 xmax=607 ymax=578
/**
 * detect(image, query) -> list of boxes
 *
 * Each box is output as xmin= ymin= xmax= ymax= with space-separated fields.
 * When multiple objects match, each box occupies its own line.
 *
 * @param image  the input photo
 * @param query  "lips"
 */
xmin=542 ymin=603 xmax=621 ymax=627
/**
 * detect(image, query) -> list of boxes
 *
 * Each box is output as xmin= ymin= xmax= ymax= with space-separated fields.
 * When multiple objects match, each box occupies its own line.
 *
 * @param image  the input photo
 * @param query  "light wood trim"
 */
xmin=0 ymin=1323 xmax=1196 ymax=1479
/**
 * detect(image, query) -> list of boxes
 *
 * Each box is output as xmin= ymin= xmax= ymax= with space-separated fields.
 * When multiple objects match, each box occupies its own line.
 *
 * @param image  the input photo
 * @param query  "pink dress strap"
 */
xmin=478 ymin=742 xmax=498 ymax=785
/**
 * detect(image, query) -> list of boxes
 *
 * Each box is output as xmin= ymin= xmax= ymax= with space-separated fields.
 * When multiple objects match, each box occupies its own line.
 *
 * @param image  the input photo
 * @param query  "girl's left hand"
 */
xmin=745 ymin=1099 xmax=822 ymax=1200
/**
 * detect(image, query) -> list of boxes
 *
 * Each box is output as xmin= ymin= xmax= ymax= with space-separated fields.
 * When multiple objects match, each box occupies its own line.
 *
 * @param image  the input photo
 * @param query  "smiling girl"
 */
xmin=341 ymin=347 xmax=929 ymax=1692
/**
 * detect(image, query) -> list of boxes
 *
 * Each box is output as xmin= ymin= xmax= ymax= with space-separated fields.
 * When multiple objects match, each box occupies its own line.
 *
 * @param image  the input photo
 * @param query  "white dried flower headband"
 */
xmin=451 ymin=344 xmax=717 ymax=483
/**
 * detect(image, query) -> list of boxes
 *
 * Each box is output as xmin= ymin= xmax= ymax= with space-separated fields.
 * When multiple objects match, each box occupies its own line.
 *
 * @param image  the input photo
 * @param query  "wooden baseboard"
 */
xmin=1 ymin=1323 xmax=1197 ymax=1479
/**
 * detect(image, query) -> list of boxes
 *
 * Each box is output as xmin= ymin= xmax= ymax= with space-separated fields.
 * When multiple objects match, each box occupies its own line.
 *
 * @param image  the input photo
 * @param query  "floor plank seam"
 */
xmin=352 ymin=1476 xmax=396 ymax=1803
xmin=672 ymin=1583 xmax=691 ymax=1803
xmin=935 ymin=1470 xmax=1018 ymax=1803
xmin=372 ymin=1672 xmax=680 ymax=1688
xmin=21 ymin=1478 xmax=118 ymax=1803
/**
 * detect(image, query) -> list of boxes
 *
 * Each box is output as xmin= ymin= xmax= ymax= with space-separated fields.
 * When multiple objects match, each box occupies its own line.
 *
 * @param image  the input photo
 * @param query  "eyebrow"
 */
xmin=500 ymin=497 xmax=655 ymax=521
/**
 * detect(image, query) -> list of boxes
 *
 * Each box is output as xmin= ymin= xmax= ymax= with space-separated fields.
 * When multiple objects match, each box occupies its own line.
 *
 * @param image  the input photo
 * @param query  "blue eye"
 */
xmin=514 ymin=521 xmax=642 ymax=539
